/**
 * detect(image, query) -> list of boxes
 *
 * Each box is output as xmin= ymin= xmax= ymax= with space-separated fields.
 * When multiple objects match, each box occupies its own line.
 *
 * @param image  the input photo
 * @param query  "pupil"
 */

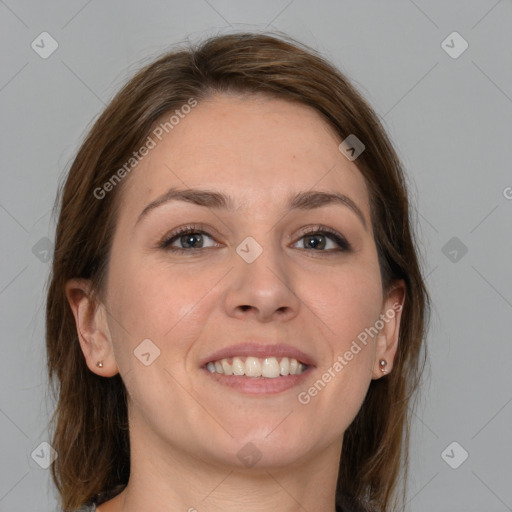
xmin=183 ymin=234 xmax=202 ymax=248
xmin=305 ymin=234 xmax=325 ymax=249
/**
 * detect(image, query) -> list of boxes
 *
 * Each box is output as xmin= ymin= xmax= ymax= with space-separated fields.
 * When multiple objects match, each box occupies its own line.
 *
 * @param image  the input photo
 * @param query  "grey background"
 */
xmin=1 ymin=1 xmax=511 ymax=511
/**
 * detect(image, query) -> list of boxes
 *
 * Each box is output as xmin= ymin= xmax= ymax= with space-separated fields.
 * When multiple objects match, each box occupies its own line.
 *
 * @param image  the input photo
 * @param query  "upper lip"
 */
xmin=200 ymin=342 xmax=317 ymax=368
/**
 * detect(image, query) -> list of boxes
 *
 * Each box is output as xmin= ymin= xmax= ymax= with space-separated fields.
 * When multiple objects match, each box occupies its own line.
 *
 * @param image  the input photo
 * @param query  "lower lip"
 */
xmin=203 ymin=368 xmax=312 ymax=394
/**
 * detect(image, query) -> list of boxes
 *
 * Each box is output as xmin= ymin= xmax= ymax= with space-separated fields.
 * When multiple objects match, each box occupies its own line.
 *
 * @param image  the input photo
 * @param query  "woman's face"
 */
xmin=89 ymin=94 xmax=403 ymax=470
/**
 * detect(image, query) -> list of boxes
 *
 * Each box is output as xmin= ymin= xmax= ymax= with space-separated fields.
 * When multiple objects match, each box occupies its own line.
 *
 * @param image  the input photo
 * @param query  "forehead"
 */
xmin=119 ymin=93 xmax=371 ymax=220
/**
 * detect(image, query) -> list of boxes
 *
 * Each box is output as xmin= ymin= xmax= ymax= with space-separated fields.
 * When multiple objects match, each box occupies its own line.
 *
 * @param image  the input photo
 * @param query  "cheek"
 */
xmin=303 ymin=262 xmax=383 ymax=348
xmin=295 ymin=266 xmax=381 ymax=431
xmin=105 ymin=257 xmax=224 ymax=360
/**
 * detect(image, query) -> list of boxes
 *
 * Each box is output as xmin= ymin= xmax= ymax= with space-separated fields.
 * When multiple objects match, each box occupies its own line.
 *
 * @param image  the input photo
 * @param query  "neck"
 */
xmin=110 ymin=415 xmax=342 ymax=512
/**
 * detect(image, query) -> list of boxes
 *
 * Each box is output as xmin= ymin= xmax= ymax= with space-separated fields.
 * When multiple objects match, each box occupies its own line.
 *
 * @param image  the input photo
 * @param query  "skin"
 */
xmin=66 ymin=94 xmax=404 ymax=512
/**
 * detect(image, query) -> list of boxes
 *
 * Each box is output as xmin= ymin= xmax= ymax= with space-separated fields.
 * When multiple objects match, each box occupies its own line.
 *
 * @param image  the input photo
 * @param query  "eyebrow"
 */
xmin=135 ymin=187 xmax=367 ymax=229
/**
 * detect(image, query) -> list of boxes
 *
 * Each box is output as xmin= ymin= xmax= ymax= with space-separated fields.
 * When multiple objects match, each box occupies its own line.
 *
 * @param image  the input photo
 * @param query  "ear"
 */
xmin=65 ymin=278 xmax=119 ymax=377
xmin=372 ymin=280 xmax=406 ymax=379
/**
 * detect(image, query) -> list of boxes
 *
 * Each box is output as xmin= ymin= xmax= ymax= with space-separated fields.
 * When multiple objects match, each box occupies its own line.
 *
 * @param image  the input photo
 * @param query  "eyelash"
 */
xmin=158 ymin=223 xmax=352 ymax=254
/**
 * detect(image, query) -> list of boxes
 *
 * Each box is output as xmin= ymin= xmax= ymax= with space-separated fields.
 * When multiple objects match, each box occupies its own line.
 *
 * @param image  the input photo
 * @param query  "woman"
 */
xmin=46 ymin=32 xmax=429 ymax=512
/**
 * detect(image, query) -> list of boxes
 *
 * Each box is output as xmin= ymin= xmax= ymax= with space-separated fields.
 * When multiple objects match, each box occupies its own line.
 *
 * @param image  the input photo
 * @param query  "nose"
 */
xmin=222 ymin=240 xmax=301 ymax=323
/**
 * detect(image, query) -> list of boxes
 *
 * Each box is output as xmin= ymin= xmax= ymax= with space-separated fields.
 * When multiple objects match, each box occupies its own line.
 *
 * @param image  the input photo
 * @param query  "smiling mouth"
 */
xmin=204 ymin=356 xmax=308 ymax=378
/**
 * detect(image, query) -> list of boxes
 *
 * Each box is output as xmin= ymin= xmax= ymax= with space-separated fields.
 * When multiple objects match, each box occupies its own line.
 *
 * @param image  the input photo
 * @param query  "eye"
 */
xmin=158 ymin=224 xmax=351 ymax=253
xmin=292 ymin=226 xmax=351 ymax=252
xmin=159 ymin=225 xmax=218 ymax=252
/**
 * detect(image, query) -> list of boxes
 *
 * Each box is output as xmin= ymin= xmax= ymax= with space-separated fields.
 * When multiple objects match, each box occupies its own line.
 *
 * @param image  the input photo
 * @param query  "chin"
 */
xmin=213 ymin=424 xmax=319 ymax=470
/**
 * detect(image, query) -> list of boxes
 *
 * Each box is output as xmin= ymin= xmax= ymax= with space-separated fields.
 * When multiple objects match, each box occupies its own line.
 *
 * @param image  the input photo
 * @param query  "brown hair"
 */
xmin=46 ymin=32 xmax=429 ymax=512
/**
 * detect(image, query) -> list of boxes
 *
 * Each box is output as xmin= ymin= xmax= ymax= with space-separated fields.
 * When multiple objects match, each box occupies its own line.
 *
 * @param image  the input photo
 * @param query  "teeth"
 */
xmin=232 ymin=357 xmax=245 ymax=375
xmin=205 ymin=356 xmax=307 ymax=378
xmin=245 ymin=357 xmax=261 ymax=377
xmin=221 ymin=359 xmax=233 ymax=375
xmin=280 ymin=357 xmax=290 ymax=376
xmin=261 ymin=357 xmax=280 ymax=378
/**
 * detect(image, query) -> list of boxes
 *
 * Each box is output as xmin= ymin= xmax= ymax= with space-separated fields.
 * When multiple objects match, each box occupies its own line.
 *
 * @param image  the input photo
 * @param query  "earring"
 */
xmin=379 ymin=359 xmax=388 ymax=374
xmin=96 ymin=361 xmax=103 ymax=368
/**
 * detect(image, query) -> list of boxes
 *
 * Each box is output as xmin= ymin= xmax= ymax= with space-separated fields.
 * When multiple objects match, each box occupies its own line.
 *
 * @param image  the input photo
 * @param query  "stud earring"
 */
xmin=379 ymin=359 xmax=388 ymax=374
xmin=96 ymin=361 xmax=103 ymax=368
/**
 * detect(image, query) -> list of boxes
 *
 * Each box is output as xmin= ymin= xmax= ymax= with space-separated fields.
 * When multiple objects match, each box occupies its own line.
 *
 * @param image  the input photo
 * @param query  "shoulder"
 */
xmin=73 ymin=505 xmax=96 ymax=512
